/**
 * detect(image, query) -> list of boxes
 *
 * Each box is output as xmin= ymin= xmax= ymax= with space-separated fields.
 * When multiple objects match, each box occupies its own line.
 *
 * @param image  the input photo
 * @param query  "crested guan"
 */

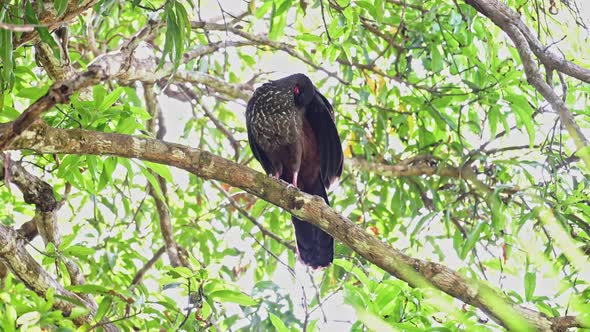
xmin=246 ymin=73 xmax=343 ymax=268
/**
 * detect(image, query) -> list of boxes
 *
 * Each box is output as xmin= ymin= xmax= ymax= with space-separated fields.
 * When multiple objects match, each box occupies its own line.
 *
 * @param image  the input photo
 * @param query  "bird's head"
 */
xmin=276 ymin=73 xmax=315 ymax=107
xmin=291 ymin=74 xmax=315 ymax=107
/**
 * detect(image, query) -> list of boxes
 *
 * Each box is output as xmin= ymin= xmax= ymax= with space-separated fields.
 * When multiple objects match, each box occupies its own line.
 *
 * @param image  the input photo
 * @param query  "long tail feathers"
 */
xmin=292 ymin=178 xmax=334 ymax=269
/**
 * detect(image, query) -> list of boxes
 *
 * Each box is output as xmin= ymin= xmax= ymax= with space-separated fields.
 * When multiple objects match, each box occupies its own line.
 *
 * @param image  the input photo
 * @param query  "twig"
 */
xmin=213 ymin=182 xmax=297 ymax=252
xmin=6 ymin=121 xmax=586 ymax=331
xmin=130 ymin=246 xmax=166 ymax=286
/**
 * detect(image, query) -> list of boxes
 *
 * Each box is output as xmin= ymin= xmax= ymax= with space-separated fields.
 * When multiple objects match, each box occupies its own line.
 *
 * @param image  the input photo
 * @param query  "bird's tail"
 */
xmin=292 ymin=178 xmax=334 ymax=269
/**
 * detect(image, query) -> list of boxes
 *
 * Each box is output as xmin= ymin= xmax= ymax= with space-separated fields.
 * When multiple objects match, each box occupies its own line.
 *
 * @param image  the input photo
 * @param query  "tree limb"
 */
xmin=190 ymin=21 xmax=347 ymax=84
xmin=463 ymin=0 xmax=590 ymax=169
xmin=346 ymin=156 xmax=493 ymax=195
xmin=144 ymin=83 xmax=184 ymax=267
xmin=3 ymin=121 xmax=585 ymax=332
xmin=0 ymin=225 xmax=120 ymax=332
xmin=13 ymin=0 xmax=100 ymax=48
xmin=464 ymin=0 xmax=590 ymax=83
xmin=213 ymin=181 xmax=297 ymax=252
xmin=0 ymin=17 xmax=160 ymax=151
xmin=0 ymin=153 xmax=100 ymax=308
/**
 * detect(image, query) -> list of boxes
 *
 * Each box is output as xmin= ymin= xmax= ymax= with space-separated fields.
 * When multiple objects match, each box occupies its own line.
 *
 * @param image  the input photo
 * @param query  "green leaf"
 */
xmin=490 ymin=193 xmax=507 ymax=232
xmin=144 ymin=161 xmax=174 ymax=183
xmin=268 ymin=8 xmax=287 ymax=40
xmin=524 ymin=271 xmax=536 ymax=301
xmin=17 ymin=86 xmax=49 ymax=100
xmin=374 ymin=0 xmax=384 ymax=22
xmin=430 ymin=45 xmax=443 ymax=72
xmin=53 ymin=0 xmax=68 ymax=17
xmin=161 ymin=7 xmax=179 ymax=67
xmin=275 ymin=0 xmax=292 ymax=16
xmin=66 ymin=284 xmax=110 ymax=295
xmin=175 ymin=2 xmax=191 ymax=36
xmin=208 ymin=290 xmax=257 ymax=306
xmin=141 ymin=166 xmax=167 ymax=204
xmin=460 ymin=222 xmax=487 ymax=260
xmin=508 ymin=94 xmax=535 ymax=147
xmin=0 ymin=106 xmax=20 ymax=120
xmin=0 ymin=22 xmax=14 ymax=89
xmin=24 ymin=2 xmax=58 ymax=50
xmin=95 ymin=296 xmax=113 ymax=322
xmin=63 ymin=245 xmax=96 ymax=258
xmin=98 ymin=87 xmax=124 ymax=111
xmin=114 ymin=116 xmax=138 ymax=134
xmin=269 ymin=313 xmax=289 ymax=332
xmin=333 ymin=259 xmax=370 ymax=286
xmin=255 ymin=1 xmax=274 ymax=18
xmin=296 ymin=33 xmax=322 ymax=42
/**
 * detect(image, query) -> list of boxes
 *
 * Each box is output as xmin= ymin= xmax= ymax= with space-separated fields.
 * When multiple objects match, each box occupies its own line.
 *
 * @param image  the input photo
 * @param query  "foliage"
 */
xmin=0 ymin=0 xmax=589 ymax=331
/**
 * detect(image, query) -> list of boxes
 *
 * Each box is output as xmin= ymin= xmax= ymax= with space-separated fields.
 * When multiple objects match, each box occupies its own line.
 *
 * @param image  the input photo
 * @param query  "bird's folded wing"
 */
xmin=306 ymin=90 xmax=344 ymax=188
xmin=246 ymin=99 xmax=275 ymax=176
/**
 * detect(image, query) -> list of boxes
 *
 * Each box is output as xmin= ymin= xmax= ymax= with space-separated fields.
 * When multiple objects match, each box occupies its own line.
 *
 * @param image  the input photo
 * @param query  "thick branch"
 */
xmin=4 ymin=121 xmax=584 ymax=331
xmin=347 ymin=156 xmax=493 ymax=195
xmin=35 ymin=42 xmax=76 ymax=83
xmin=0 ymin=18 xmax=159 ymax=150
xmin=464 ymin=0 xmax=590 ymax=83
xmin=0 ymin=153 xmax=97 ymax=308
xmin=464 ymin=0 xmax=590 ymax=167
xmin=0 ymin=225 xmax=119 ymax=332
xmin=13 ymin=0 xmax=99 ymax=48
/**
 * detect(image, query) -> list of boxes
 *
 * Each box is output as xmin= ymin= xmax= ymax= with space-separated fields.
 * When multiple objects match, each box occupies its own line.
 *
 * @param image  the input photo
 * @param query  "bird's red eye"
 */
xmin=293 ymin=85 xmax=300 ymax=95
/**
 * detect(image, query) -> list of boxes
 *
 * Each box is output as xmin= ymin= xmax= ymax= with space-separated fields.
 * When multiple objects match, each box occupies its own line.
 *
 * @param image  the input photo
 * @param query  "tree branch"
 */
xmin=0 ymin=17 xmax=159 ymax=151
xmin=130 ymin=246 xmax=166 ymax=286
xmin=13 ymin=0 xmax=100 ymax=48
xmin=465 ymin=0 xmax=590 ymax=83
xmin=346 ymin=156 xmax=493 ymax=195
xmin=0 ymin=225 xmax=119 ymax=332
xmin=464 ymin=0 xmax=590 ymax=168
xmin=190 ymin=21 xmax=347 ymax=84
xmin=3 ymin=121 xmax=585 ymax=331
xmin=0 ymin=153 xmax=99 ymax=308
xmin=143 ymin=83 xmax=184 ymax=267
xmin=213 ymin=182 xmax=297 ymax=252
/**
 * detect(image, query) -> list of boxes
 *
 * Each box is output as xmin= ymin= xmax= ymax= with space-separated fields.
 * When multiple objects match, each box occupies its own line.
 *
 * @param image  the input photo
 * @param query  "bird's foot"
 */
xmin=271 ymin=172 xmax=296 ymax=189
xmin=278 ymin=178 xmax=295 ymax=188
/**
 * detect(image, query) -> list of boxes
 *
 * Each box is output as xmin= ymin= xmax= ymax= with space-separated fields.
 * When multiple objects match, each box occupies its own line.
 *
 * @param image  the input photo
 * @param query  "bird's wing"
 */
xmin=246 ymin=97 xmax=275 ymax=175
xmin=306 ymin=89 xmax=344 ymax=188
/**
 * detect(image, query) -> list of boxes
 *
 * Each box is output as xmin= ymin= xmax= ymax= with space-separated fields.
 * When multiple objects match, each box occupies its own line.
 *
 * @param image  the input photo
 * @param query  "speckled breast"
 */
xmin=248 ymin=85 xmax=304 ymax=152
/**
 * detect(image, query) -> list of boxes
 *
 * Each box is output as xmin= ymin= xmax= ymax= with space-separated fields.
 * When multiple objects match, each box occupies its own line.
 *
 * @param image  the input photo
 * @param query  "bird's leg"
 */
xmin=292 ymin=171 xmax=299 ymax=188
xmin=283 ymin=171 xmax=298 ymax=189
xmin=271 ymin=170 xmax=294 ymax=188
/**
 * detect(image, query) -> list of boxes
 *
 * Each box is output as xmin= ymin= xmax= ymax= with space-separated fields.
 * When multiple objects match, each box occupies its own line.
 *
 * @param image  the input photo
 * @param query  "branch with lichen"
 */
xmin=2 ymin=121 xmax=584 ymax=332
xmin=0 ymin=153 xmax=118 ymax=331
xmin=464 ymin=0 xmax=590 ymax=169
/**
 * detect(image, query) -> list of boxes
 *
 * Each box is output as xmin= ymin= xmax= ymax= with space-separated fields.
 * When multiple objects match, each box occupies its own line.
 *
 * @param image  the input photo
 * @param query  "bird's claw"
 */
xmin=277 ymin=178 xmax=295 ymax=188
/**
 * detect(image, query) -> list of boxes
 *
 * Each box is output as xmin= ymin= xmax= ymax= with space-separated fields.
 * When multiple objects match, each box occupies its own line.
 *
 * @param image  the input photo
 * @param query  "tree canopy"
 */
xmin=0 ymin=0 xmax=589 ymax=331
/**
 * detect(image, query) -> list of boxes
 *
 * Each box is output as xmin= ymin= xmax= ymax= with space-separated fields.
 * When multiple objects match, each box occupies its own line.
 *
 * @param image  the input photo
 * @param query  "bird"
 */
xmin=246 ymin=73 xmax=343 ymax=269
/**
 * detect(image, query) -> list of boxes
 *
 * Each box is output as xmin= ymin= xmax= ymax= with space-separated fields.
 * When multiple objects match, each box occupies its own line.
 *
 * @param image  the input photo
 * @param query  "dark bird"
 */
xmin=246 ymin=73 xmax=343 ymax=268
